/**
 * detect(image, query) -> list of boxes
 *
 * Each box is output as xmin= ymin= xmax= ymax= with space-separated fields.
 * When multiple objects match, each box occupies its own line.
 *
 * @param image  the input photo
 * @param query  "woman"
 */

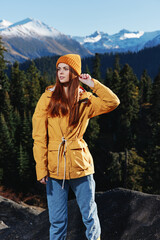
xmin=32 ymin=54 xmax=120 ymax=240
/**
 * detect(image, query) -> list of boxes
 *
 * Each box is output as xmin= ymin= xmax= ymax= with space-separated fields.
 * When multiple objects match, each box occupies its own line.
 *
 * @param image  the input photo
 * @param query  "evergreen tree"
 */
xmin=84 ymin=116 xmax=100 ymax=151
xmin=84 ymin=61 xmax=100 ymax=151
xmin=84 ymin=55 xmax=101 ymax=153
xmin=117 ymin=64 xmax=140 ymax=150
xmin=114 ymin=54 xmax=121 ymax=73
xmin=2 ymin=92 xmax=16 ymax=137
xmin=10 ymin=61 xmax=28 ymax=116
xmin=20 ymin=112 xmax=33 ymax=158
xmin=26 ymin=61 xmax=41 ymax=114
xmin=105 ymin=67 xmax=113 ymax=87
xmin=0 ymin=114 xmax=18 ymax=187
xmin=150 ymin=72 xmax=160 ymax=122
xmin=92 ymin=53 xmax=102 ymax=82
xmin=121 ymin=149 xmax=145 ymax=191
xmin=0 ymin=36 xmax=10 ymax=112
xmin=39 ymin=72 xmax=51 ymax=94
xmin=143 ymin=72 xmax=160 ymax=194
xmin=18 ymin=144 xmax=31 ymax=189
xmin=85 ymin=64 xmax=91 ymax=75
xmin=105 ymin=149 xmax=145 ymax=191
xmin=136 ymin=70 xmax=152 ymax=153
xmin=111 ymin=69 xmax=121 ymax=95
xmin=139 ymin=70 xmax=152 ymax=104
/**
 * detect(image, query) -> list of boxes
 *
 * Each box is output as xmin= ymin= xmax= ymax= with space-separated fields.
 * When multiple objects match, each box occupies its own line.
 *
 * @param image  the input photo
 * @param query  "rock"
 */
xmin=0 ymin=195 xmax=45 ymax=240
xmin=0 ymin=188 xmax=160 ymax=240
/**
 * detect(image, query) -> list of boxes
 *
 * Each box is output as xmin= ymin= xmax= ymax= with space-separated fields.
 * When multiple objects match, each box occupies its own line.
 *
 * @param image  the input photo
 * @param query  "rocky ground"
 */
xmin=0 ymin=188 xmax=160 ymax=240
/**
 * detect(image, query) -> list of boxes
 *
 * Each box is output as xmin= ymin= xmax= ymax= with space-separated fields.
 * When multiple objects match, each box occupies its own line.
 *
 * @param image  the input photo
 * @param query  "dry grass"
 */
xmin=0 ymin=185 xmax=47 ymax=208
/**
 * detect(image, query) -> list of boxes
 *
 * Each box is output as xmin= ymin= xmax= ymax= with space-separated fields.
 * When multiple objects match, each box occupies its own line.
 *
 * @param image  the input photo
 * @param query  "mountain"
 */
xmin=0 ymin=18 xmax=92 ymax=63
xmin=72 ymin=29 xmax=160 ymax=54
xmin=1 ymin=18 xmax=160 ymax=64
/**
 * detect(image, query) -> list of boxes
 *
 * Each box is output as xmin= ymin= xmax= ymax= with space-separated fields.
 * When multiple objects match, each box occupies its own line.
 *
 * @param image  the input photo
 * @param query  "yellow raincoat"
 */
xmin=32 ymin=79 xmax=120 ymax=183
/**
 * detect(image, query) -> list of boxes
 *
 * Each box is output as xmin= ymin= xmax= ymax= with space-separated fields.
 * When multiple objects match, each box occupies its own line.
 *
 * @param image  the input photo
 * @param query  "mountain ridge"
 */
xmin=72 ymin=29 xmax=160 ymax=53
xmin=1 ymin=18 xmax=160 ymax=63
xmin=0 ymin=18 xmax=92 ymax=63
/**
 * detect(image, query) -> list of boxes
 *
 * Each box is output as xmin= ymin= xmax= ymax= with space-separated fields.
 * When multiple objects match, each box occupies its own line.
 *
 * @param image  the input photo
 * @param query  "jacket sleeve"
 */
xmin=32 ymin=93 xmax=48 ymax=181
xmin=88 ymin=79 xmax=120 ymax=118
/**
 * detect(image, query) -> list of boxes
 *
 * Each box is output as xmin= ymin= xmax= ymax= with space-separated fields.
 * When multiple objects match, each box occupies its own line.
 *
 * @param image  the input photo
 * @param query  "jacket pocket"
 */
xmin=47 ymin=144 xmax=59 ymax=172
xmin=70 ymin=143 xmax=92 ymax=171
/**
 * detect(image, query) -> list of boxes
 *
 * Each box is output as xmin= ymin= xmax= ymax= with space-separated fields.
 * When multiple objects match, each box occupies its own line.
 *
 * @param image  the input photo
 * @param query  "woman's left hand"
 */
xmin=79 ymin=74 xmax=94 ymax=88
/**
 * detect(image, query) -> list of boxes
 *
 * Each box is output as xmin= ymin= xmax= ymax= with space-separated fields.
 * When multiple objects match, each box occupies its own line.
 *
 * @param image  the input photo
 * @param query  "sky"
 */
xmin=1 ymin=0 xmax=160 ymax=36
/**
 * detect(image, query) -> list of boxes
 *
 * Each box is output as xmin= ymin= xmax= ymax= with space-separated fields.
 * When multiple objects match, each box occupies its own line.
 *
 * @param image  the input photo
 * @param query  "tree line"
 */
xmin=0 ymin=37 xmax=160 ymax=195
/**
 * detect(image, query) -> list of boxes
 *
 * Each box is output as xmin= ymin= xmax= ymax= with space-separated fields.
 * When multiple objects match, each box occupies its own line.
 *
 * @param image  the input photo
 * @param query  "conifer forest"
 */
xmin=0 ymin=36 xmax=160 ymax=200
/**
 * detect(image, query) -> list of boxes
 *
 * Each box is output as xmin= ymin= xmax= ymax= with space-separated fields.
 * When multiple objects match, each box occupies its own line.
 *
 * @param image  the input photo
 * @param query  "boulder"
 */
xmin=0 ymin=188 xmax=160 ymax=240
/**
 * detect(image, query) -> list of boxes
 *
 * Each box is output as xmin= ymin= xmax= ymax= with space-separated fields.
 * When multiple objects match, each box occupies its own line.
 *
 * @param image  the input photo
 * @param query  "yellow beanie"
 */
xmin=56 ymin=54 xmax=81 ymax=75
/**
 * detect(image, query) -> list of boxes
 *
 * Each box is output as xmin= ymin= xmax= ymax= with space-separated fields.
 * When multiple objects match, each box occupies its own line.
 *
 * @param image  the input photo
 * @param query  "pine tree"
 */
xmin=136 ymin=70 xmax=152 ymax=153
xmin=10 ymin=61 xmax=28 ymax=116
xmin=19 ymin=112 xmax=35 ymax=185
xmin=105 ymin=149 xmax=145 ymax=191
xmin=139 ymin=70 xmax=152 ymax=105
xmin=143 ymin=72 xmax=160 ymax=194
xmin=39 ymin=72 xmax=51 ymax=94
xmin=18 ymin=144 xmax=31 ymax=189
xmin=84 ymin=61 xmax=100 ymax=151
xmin=20 ymin=112 xmax=33 ymax=157
xmin=26 ymin=61 xmax=41 ymax=114
xmin=111 ymin=69 xmax=121 ymax=95
xmin=114 ymin=54 xmax=121 ymax=73
xmin=2 ymin=92 xmax=16 ymax=137
xmin=0 ymin=36 xmax=10 ymax=112
xmin=84 ymin=116 xmax=100 ymax=151
xmin=151 ymin=72 xmax=160 ymax=122
xmin=118 ymin=64 xmax=140 ymax=150
xmin=0 ymin=114 xmax=18 ymax=187
xmin=84 ymin=55 xmax=101 ymax=152
xmin=0 ymin=37 xmax=15 ymax=137
xmin=92 ymin=53 xmax=102 ymax=82
xmin=85 ymin=64 xmax=91 ymax=75
xmin=105 ymin=67 xmax=113 ymax=88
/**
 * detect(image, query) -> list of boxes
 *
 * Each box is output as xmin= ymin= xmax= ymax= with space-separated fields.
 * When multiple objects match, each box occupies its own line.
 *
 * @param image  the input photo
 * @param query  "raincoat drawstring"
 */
xmin=57 ymin=136 xmax=67 ymax=189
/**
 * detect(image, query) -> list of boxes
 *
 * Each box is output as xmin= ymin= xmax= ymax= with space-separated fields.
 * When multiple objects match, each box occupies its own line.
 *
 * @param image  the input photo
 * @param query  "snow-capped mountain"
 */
xmin=1 ymin=18 xmax=160 ymax=63
xmin=72 ymin=29 xmax=160 ymax=53
xmin=0 ymin=20 xmax=12 ymax=29
xmin=0 ymin=18 xmax=92 ymax=63
xmin=1 ymin=18 xmax=61 ymax=38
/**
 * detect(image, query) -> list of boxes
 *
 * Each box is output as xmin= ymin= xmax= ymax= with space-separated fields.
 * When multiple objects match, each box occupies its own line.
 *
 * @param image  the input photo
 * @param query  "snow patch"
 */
xmin=84 ymin=34 xmax=101 ymax=43
xmin=0 ymin=19 xmax=12 ymax=29
xmin=120 ymin=31 xmax=144 ymax=40
xmin=103 ymin=44 xmax=119 ymax=49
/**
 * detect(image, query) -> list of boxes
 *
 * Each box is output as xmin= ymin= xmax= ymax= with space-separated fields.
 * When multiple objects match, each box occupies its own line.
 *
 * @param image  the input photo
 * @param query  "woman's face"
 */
xmin=57 ymin=63 xmax=70 ymax=83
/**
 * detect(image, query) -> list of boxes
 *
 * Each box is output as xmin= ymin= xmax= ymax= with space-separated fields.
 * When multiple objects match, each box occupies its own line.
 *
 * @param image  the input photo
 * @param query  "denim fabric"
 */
xmin=46 ymin=174 xmax=101 ymax=240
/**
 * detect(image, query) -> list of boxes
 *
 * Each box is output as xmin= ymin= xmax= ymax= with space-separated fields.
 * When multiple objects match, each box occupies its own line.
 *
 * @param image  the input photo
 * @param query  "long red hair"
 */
xmin=47 ymin=67 xmax=80 ymax=126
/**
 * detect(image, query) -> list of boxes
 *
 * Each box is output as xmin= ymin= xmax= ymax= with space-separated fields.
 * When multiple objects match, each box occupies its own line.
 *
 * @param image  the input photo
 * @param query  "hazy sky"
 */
xmin=1 ymin=0 xmax=160 ymax=36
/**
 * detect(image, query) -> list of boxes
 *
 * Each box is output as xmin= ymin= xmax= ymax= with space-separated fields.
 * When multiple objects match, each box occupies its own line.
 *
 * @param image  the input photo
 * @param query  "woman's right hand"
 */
xmin=39 ymin=176 xmax=48 ymax=184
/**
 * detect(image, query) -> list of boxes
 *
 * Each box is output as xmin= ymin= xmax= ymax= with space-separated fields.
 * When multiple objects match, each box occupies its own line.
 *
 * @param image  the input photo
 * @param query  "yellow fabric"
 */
xmin=32 ymin=79 xmax=120 ymax=181
xmin=56 ymin=54 xmax=81 ymax=75
xmin=97 ymin=238 xmax=100 ymax=240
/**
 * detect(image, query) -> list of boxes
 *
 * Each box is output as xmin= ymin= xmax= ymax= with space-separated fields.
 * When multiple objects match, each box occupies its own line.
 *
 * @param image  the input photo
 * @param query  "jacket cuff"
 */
xmin=36 ymin=166 xmax=48 ymax=181
xmin=90 ymin=79 xmax=101 ymax=93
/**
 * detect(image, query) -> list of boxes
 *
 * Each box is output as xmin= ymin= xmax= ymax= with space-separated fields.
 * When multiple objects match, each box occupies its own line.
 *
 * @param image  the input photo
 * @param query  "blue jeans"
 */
xmin=46 ymin=174 xmax=101 ymax=240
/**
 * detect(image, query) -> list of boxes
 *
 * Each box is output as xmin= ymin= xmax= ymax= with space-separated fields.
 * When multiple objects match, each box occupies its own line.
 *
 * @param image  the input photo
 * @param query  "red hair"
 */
xmin=47 ymin=67 xmax=80 ymax=126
